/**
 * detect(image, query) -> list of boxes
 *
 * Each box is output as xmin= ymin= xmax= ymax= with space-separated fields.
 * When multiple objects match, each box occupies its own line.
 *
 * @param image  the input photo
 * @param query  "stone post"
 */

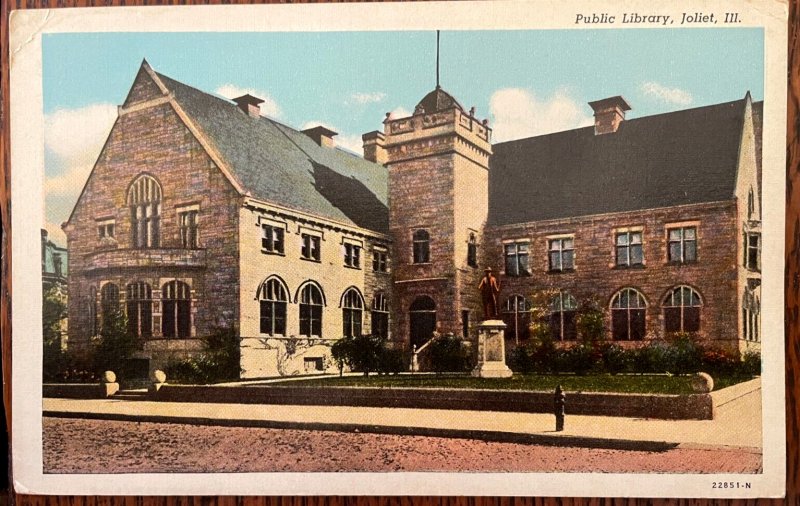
xmin=471 ymin=320 xmax=512 ymax=378
xmin=149 ymin=369 xmax=167 ymax=394
xmin=100 ymin=370 xmax=119 ymax=397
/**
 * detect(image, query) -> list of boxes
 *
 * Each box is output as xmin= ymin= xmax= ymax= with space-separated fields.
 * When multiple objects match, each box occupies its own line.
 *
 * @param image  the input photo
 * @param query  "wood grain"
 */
xmin=2 ymin=0 xmax=798 ymax=504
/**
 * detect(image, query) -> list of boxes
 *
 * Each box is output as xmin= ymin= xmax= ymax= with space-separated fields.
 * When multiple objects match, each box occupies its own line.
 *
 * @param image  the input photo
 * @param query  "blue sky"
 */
xmin=42 ymin=28 xmax=763 ymax=245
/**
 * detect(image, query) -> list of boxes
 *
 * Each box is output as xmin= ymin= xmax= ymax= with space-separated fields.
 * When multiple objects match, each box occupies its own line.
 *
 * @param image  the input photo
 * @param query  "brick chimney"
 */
xmin=588 ymin=96 xmax=631 ymax=135
xmin=362 ymin=130 xmax=387 ymax=164
xmin=232 ymin=94 xmax=264 ymax=118
xmin=302 ymin=126 xmax=338 ymax=148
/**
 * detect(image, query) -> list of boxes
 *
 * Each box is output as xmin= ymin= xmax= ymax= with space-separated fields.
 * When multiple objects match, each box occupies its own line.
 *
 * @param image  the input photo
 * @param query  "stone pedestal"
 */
xmin=472 ymin=320 xmax=513 ymax=378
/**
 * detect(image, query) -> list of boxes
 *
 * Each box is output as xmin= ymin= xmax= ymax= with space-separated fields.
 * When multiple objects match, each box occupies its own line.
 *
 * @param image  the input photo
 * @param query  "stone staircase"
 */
xmin=113 ymin=389 xmax=149 ymax=401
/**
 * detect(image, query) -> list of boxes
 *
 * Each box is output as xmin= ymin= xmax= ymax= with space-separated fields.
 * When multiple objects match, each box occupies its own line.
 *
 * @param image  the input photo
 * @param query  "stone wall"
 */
xmin=483 ymin=201 xmax=741 ymax=350
xmin=64 ymin=68 xmax=242 ymax=369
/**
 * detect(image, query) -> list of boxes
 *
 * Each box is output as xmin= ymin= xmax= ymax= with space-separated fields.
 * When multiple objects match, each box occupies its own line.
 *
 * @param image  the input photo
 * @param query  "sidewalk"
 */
xmin=43 ymin=378 xmax=762 ymax=452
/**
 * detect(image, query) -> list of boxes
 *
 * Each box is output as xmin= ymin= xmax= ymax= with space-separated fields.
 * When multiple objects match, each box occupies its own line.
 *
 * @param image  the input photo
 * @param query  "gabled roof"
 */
xmin=489 ymin=98 xmax=759 ymax=226
xmin=154 ymin=71 xmax=389 ymax=234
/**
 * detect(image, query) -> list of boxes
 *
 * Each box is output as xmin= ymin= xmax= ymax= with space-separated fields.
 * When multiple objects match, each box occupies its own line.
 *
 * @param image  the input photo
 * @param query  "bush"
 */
xmin=631 ymin=341 xmax=671 ymax=374
xmin=93 ymin=307 xmax=139 ymax=380
xmin=163 ymin=327 xmax=240 ymax=384
xmin=377 ymin=347 xmax=406 ymax=375
xmin=600 ymin=343 xmax=629 ymax=374
xmin=554 ymin=344 xmax=597 ymax=375
xmin=699 ymin=348 xmax=738 ymax=376
xmin=576 ymin=298 xmax=605 ymax=344
xmin=331 ymin=334 xmax=401 ymax=376
xmin=741 ymin=350 xmax=761 ymax=376
xmin=667 ymin=334 xmax=702 ymax=375
xmin=427 ymin=333 xmax=471 ymax=373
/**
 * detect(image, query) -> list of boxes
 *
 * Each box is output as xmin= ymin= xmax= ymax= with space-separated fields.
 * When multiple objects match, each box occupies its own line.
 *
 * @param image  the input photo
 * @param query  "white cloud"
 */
xmin=640 ymin=81 xmax=693 ymax=106
xmin=44 ymin=103 xmax=117 ymax=201
xmin=389 ymin=106 xmax=411 ymax=119
xmin=489 ymin=88 xmax=593 ymax=142
xmin=300 ymin=120 xmax=363 ymax=156
xmin=349 ymin=92 xmax=386 ymax=105
xmin=214 ymin=84 xmax=282 ymax=118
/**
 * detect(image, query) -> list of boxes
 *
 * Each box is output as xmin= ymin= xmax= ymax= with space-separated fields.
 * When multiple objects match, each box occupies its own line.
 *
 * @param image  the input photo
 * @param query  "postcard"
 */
xmin=8 ymin=0 xmax=788 ymax=498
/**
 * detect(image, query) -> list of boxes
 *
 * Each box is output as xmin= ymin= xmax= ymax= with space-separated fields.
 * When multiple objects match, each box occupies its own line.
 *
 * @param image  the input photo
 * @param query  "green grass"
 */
xmin=268 ymin=373 xmax=757 ymax=395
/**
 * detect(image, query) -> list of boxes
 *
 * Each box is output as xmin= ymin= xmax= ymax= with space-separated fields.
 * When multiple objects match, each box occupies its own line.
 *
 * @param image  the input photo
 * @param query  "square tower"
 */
xmin=382 ymin=87 xmax=492 ymax=347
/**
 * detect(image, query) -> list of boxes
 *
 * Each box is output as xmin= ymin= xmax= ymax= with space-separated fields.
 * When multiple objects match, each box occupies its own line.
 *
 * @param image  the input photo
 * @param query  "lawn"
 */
xmin=275 ymin=373 xmax=756 ymax=395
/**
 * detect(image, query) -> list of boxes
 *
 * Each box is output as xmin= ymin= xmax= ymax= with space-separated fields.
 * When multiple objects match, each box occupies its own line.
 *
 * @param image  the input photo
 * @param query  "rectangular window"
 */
xmin=668 ymin=227 xmax=697 ymax=263
xmin=304 ymin=357 xmax=324 ymax=372
xmin=616 ymin=231 xmax=643 ymax=267
xmin=548 ymin=237 xmax=575 ymax=272
xmin=299 ymin=305 xmax=323 ymax=337
xmin=467 ymin=242 xmax=478 ymax=268
xmin=504 ymin=242 xmax=530 ymax=276
xmin=97 ymin=223 xmax=115 ymax=239
xmin=746 ymin=233 xmax=761 ymax=271
xmin=344 ymin=243 xmax=361 ymax=268
xmin=301 ymin=234 xmax=321 ymax=261
xmin=372 ymin=311 xmax=389 ymax=339
xmin=179 ymin=210 xmax=199 ymax=249
xmin=461 ymin=310 xmax=470 ymax=339
xmin=372 ymin=249 xmax=388 ymax=272
xmin=261 ymin=225 xmax=285 ymax=254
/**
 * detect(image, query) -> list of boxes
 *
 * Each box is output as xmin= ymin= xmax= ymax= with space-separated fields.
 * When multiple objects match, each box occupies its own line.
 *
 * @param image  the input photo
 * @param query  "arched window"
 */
xmin=259 ymin=278 xmax=287 ymax=336
xmin=743 ymin=288 xmax=760 ymax=342
xmin=299 ymin=283 xmax=324 ymax=337
xmin=126 ymin=282 xmax=153 ymax=338
xmin=663 ymin=286 xmax=702 ymax=333
xmin=162 ymin=280 xmax=191 ymax=338
xmin=413 ymin=230 xmax=430 ymax=264
xmin=372 ymin=293 xmax=389 ymax=339
xmin=550 ymin=292 xmax=578 ymax=341
xmin=100 ymin=283 xmax=120 ymax=331
xmin=611 ymin=288 xmax=647 ymax=341
xmin=502 ymin=295 xmax=530 ymax=344
xmin=409 ymin=296 xmax=436 ymax=347
xmin=342 ymin=288 xmax=364 ymax=338
xmin=128 ymin=174 xmax=162 ymax=249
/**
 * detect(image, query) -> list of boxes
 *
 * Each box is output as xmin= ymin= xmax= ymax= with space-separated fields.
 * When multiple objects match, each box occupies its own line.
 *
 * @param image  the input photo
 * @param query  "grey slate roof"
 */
xmin=489 ymin=98 xmax=758 ymax=226
xmin=156 ymin=73 xmax=389 ymax=234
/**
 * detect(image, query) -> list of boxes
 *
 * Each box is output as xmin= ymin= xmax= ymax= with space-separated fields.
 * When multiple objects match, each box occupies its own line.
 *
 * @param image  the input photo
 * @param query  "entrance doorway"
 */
xmin=409 ymin=296 xmax=436 ymax=347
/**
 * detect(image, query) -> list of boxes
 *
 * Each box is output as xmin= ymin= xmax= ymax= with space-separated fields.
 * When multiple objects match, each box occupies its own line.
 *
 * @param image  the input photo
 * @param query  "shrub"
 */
xmin=632 ymin=341 xmax=671 ymax=374
xmin=667 ymin=333 xmax=702 ymax=375
xmin=93 ymin=307 xmax=139 ymax=380
xmin=162 ymin=327 xmax=240 ymax=384
xmin=428 ymin=333 xmax=471 ymax=373
xmin=600 ymin=343 xmax=629 ymax=374
xmin=741 ymin=350 xmax=761 ymax=376
xmin=377 ymin=347 xmax=406 ymax=375
xmin=556 ymin=344 xmax=597 ymax=375
xmin=331 ymin=334 xmax=399 ymax=376
xmin=699 ymin=348 xmax=738 ymax=376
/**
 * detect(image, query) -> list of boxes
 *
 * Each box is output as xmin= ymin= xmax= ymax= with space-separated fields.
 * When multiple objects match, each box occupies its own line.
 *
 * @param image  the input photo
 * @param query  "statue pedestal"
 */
xmin=472 ymin=320 xmax=513 ymax=378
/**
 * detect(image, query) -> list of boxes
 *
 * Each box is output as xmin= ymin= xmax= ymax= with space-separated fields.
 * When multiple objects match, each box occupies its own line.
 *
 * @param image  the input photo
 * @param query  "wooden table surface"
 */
xmin=2 ymin=0 xmax=798 ymax=504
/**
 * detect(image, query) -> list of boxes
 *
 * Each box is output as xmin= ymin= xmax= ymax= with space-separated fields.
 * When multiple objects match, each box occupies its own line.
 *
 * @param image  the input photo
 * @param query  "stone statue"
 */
xmin=478 ymin=267 xmax=501 ymax=320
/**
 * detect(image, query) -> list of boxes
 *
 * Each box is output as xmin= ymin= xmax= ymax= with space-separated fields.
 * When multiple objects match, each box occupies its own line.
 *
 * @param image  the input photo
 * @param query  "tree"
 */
xmin=576 ymin=296 xmax=606 ymax=344
xmin=93 ymin=306 xmax=137 ymax=377
xmin=42 ymin=285 xmax=67 ymax=380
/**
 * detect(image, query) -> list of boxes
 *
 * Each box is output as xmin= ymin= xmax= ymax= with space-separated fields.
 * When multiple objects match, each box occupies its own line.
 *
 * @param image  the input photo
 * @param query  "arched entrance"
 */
xmin=409 ymin=296 xmax=436 ymax=347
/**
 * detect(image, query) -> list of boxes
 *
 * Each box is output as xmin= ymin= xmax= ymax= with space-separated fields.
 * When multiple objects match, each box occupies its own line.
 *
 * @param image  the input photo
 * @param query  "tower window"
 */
xmin=745 ymin=233 xmax=761 ymax=271
xmin=413 ymin=230 xmax=430 ymax=264
xmin=467 ymin=233 xmax=478 ymax=268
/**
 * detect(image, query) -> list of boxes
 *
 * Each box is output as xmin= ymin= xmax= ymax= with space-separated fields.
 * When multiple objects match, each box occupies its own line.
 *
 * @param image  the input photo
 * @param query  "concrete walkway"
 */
xmin=43 ymin=378 xmax=762 ymax=451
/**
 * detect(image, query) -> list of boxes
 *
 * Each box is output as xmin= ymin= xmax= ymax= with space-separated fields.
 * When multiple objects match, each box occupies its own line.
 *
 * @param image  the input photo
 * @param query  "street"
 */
xmin=43 ymin=417 xmax=761 ymax=474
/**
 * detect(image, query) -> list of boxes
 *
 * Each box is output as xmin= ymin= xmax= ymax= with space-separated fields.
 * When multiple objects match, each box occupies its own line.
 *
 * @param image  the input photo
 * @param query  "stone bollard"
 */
xmin=100 ymin=370 xmax=119 ymax=397
xmin=691 ymin=372 xmax=714 ymax=393
xmin=554 ymin=385 xmax=565 ymax=432
xmin=149 ymin=369 xmax=167 ymax=394
xmin=410 ymin=345 xmax=419 ymax=372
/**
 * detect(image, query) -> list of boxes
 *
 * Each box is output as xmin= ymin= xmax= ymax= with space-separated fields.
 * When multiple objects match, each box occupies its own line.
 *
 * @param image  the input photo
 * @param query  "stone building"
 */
xmin=64 ymin=60 xmax=761 ymax=378
xmin=42 ymin=229 xmax=68 ymax=350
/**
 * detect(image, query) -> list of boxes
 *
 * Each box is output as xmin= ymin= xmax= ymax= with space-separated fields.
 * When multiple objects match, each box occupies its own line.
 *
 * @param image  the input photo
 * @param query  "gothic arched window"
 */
xmin=100 ymin=283 xmax=120 ymax=331
xmin=342 ymin=288 xmax=364 ymax=338
xmin=299 ymin=283 xmax=324 ymax=337
xmin=128 ymin=174 xmax=162 ymax=249
xmin=259 ymin=277 xmax=288 ymax=336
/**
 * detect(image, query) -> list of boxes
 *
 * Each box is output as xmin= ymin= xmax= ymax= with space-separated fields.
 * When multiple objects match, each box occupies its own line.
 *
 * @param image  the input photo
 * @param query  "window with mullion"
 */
xmin=299 ymin=284 xmax=323 ymax=337
xmin=179 ymin=210 xmax=198 ymax=249
xmin=344 ymin=244 xmax=361 ymax=268
xmin=616 ymin=231 xmax=643 ymax=267
xmin=372 ymin=250 xmax=388 ymax=272
xmin=746 ymin=233 xmax=761 ymax=271
xmin=412 ymin=230 xmax=430 ymax=264
xmin=261 ymin=225 xmax=285 ymax=254
xmin=668 ymin=227 xmax=697 ymax=263
xmin=548 ymin=237 xmax=574 ymax=272
xmin=504 ymin=243 xmax=530 ymax=277
xmin=301 ymin=234 xmax=321 ymax=261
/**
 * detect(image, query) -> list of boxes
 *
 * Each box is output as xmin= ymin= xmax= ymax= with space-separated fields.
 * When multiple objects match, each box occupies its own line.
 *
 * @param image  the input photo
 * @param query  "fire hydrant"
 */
xmin=554 ymin=385 xmax=565 ymax=432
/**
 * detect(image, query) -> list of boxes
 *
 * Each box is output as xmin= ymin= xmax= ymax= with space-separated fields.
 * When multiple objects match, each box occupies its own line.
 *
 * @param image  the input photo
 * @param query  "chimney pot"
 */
xmin=588 ymin=96 xmax=631 ymax=135
xmin=302 ymin=125 xmax=338 ymax=148
xmin=232 ymin=94 xmax=265 ymax=118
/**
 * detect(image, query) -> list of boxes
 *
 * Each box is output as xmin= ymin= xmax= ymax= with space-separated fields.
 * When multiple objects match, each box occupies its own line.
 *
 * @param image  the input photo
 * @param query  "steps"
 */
xmin=113 ymin=389 xmax=148 ymax=401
